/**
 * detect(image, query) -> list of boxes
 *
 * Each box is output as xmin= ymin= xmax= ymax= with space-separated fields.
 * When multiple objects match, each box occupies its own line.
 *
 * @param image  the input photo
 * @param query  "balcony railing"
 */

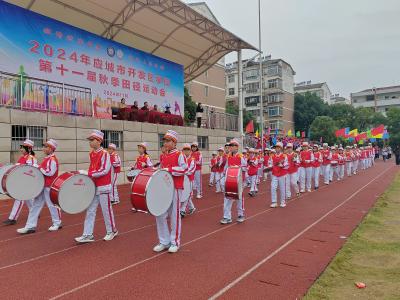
xmin=199 ymin=106 xmax=238 ymax=132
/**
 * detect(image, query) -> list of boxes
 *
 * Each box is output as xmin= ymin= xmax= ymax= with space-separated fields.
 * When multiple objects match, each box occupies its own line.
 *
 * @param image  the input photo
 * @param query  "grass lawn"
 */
xmin=304 ymin=173 xmax=400 ymax=300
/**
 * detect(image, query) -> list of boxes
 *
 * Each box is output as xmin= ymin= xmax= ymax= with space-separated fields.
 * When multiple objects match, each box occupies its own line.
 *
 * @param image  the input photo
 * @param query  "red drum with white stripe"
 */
xmin=126 ymin=169 xmax=141 ymax=182
xmin=50 ymin=171 xmax=96 ymax=214
xmin=181 ymin=175 xmax=191 ymax=203
xmin=130 ymin=168 xmax=174 ymax=216
xmin=1 ymin=165 xmax=44 ymax=200
xmin=224 ymin=166 xmax=243 ymax=200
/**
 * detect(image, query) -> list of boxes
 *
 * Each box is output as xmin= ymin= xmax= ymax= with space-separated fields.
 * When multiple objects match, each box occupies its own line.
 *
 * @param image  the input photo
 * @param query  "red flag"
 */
xmin=335 ymin=128 xmax=345 ymax=137
xmin=245 ymin=120 xmax=254 ymax=133
xmin=301 ymin=131 xmax=305 ymax=138
xmin=371 ymin=124 xmax=384 ymax=136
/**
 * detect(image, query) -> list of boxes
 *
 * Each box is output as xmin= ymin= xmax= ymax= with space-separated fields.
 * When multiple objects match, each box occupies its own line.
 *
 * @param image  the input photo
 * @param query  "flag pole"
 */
xmin=258 ymin=0 xmax=264 ymax=153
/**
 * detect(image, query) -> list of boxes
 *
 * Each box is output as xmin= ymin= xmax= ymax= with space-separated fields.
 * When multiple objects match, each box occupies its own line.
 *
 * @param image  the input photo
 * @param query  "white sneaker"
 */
xmin=48 ymin=224 xmax=62 ymax=232
xmin=17 ymin=227 xmax=36 ymax=234
xmin=280 ymin=202 xmax=286 ymax=208
xmin=300 ymin=190 xmax=305 ymax=193
xmin=153 ymin=243 xmax=170 ymax=252
xmin=75 ymin=235 xmax=95 ymax=243
xmin=168 ymin=245 xmax=179 ymax=253
xmin=131 ymin=208 xmax=137 ymax=212
xmin=220 ymin=218 xmax=232 ymax=224
xmin=103 ymin=231 xmax=118 ymax=241
xmin=270 ymin=203 xmax=278 ymax=208
xmin=237 ymin=216 xmax=245 ymax=223
xmin=307 ymin=189 xmax=311 ymax=192
xmin=196 ymin=195 xmax=202 ymax=199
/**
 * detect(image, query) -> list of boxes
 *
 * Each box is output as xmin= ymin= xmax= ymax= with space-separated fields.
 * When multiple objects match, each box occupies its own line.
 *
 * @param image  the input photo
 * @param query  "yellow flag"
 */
xmin=287 ymin=129 xmax=292 ymax=137
xmin=348 ymin=129 xmax=358 ymax=137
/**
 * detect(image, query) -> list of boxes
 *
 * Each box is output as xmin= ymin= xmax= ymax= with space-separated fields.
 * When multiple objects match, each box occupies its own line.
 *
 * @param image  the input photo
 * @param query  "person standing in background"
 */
xmin=196 ymin=103 xmax=203 ymax=128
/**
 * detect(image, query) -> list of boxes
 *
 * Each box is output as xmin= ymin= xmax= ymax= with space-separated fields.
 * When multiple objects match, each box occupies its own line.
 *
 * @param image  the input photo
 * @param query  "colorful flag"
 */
xmin=335 ymin=127 xmax=349 ymax=138
xmin=383 ymin=130 xmax=390 ymax=140
xmin=301 ymin=131 xmax=305 ymax=138
xmin=367 ymin=130 xmax=373 ymax=138
xmin=348 ymin=128 xmax=358 ymax=137
xmin=267 ymin=127 xmax=271 ymax=135
xmin=296 ymin=131 xmax=300 ymax=138
xmin=245 ymin=120 xmax=254 ymax=133
xmin=255 ymin=129 xmax=259 ymax=138
xmin=275 ymin=129 xmax=279 ymax=136
xmin=287 ymin=129 xmax=293 ymax=137
xmin=371 ymin=124 xmax=384 ymax=136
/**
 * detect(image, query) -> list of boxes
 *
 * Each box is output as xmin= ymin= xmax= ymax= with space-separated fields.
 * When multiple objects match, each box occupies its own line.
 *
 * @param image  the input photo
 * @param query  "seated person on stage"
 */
xmin=164 ymin=106 xmax=171 ymax=114
xmin=141 ymin=101 xmax=150 ymax=111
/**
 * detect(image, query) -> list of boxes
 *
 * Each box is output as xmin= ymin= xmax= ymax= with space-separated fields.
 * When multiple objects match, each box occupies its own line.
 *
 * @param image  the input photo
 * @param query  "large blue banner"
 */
xmin=0 ymin=1 xmax=184 ymax=118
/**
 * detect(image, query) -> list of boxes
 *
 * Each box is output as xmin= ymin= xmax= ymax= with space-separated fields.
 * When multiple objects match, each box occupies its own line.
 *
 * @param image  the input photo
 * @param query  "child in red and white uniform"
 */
xmin=344 ymin=146 xmax=354 ymax=177
xmin=312 ymin=145 xmax=323 ymax=190
xmin=352 ymin=144 xmax=360 ymax=174
xmin=338 ymin=147 xmax=346 ymax=179
xmin=329 ymin=146 xmax=340 ymax=181
xmin=153 ymin=130 xmax=187 ymax=253
xmin=75 ymin=130 xmax=117 ymax=243
xmin=180 ymin=143 xmax=196 ymax=217
xmin=3 ymin=139 xmax=36 ymax=226
xmin=269 ymin=142 xmax=288 ymax=207
xmin=256 ymin=149 xmax=263 ymax=185
xmin=247 ymin=148 xmax=259 ymax=197
xmin=17 ymin=139 xmax=62 ymax=234
xmin=360 ymin=147 xmax=367 ymax=170
xmin=321 ymin=143 xmax=332 ymax=185
xmin=209 ymin=152 xmax=217 ymax=187
xmin=107 ymin=143 xmax=121 ymax=205
xmin=263 ymin=148 xmax=272 ymax=181
xmin=215 ymin=147 xmax=227 ymax=193
xmin=299 ymin=142 xmax=314 ymax=193
xmin=190 ymin=142 xmax=203 ymax=199
xmin=220 ymin=139 xmax=247 ymax=224
xmin=285 ymin=143 xmax=300 ymax=199
xmin=131 ymin=142 xmax=153 ymax=171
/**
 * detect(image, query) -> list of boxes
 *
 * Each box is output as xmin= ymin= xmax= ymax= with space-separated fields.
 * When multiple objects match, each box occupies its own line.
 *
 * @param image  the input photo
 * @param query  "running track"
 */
xmin=0 ymin=161 xmax=397 ymax=299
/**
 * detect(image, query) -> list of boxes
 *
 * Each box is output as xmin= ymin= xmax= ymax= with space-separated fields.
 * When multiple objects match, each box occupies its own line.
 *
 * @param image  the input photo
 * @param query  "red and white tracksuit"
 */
xmin=247 ymin=155 xmax=259 ymax=193
xmin=209 ymin=157 xmax=217 ymax=186
xmin=269 ymin=153 xmax=288 ymax=205
xmin=285 ymin=152 xmax=299 ymax=198
xmin=223 ymin=153 xmax=247 ymax=220
xmin=156 ymin=149 xmax=187 ymax=247
xmin=181 ymin=155 xmax=196 ymax=212
xmin=110 ymin=151 xmax=121 ymax=202
xmin=215 ymin=154 xmax=227 ymax=193
xmin=344 ymin=151 xmax=354 ymax=177
xmin=321 ymin=149 xmax=332 ymax=184
xmin=8 ymin=154 xmax=37 ymax=221
xmin=352 ymin=149 xmax=360 ymax=174
xmin=299 ymin=150 xmax=314 ymax=192
xmin=312 ymin=152 xmax=323 ymax=188
xmin=132 ymin=154 xmax=153 ymax=171
xmin=24 ymin=154 xmax=62 ymax=229
xmin=257 ymin=154 xmax=263 ymax=184
xmin=338 ymin=153 xmax=345 ymax=179
xmin=83 ymin=148 xmax=116 ymax=236
xmin=191 ymin=151 xmax=203 ymax=197
xmin=330 ymin=153 xmax=341 ymax=181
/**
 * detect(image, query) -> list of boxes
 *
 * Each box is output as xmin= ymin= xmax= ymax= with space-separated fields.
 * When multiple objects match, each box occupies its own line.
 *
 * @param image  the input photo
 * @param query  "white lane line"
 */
xmin=208 ymin=166 xmax=393 ymax=300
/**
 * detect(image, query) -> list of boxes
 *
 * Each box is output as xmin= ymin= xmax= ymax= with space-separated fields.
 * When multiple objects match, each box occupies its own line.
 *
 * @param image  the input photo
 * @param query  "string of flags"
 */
xmin=335 ymin=124 xmax=389 ymax=143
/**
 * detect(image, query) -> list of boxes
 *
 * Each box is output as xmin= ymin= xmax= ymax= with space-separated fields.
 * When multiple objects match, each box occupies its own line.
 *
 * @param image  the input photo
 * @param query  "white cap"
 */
xmin=138 ymin=142 xmax=148 ymax=149
xmin=108 ymin=143 xmax=117 ymax=150
xmin=249 ymin=148 xmax=255 ymax=152
xmin=302 ymin=141 xmax=309 ymax=147
xmin=191 ymin=141 xmax=199 ymax=147
xmin=229 ymin=139 xmax=240 ymax=146
xmin=45 ymin=139 xmax=57 ymax=150
xmin=22 ymin=139 xmax=34 ymax=148
xmin=218 ymin=147 xmax=224 ymax=151
xmin=286 ymin=143 xmax=293 ymax=148
xmin=182 ymin=143 xmax=191 ymax=150
xmin=163 ymin=130 xmax=179 ymax=142
xmin=87 ymin=129 xmax=104 ymax=141
xmin=323 ymin=143 xmax=328 ymax=147
xmin=275 ymin=142 xmax=283 ymax=148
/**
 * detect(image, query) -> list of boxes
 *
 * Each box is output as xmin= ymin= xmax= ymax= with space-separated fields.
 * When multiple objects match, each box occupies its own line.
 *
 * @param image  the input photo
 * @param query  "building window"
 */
xmin=267 ymin=79 xmax=280 ymax=89
xmin=11 ymin=125 xmax=47 ymax=151
xmin=244 ymin=69 xmax=259 ymax=81
xmin=204 ymin=86 xmax=209 ymax=97
xmin=366 ymin=95 xmax=374 ymax=101
xmin=245 ymin=96 xmax=260 ymax=107
xmin=197 ymin=136 xmax=209 ymax=150
xmin=268 ymin=106 xmax=283 ymax=117
xmin=269 ymin=120 xmax=283 ymax=130
xmin=228 ymin=75 xmax=235 ymax=83
xmin=228 ymin=88 xmax=235 ymax=95
xmin=267 ymin=93 xmax=281 ymax=103
xmin=244 ymin=82 xmax=260 ymax=94
xmin=101 ymin=130 xmax=123 ymax=149
xmin=264 ymin=65 xmax=281 ymax=76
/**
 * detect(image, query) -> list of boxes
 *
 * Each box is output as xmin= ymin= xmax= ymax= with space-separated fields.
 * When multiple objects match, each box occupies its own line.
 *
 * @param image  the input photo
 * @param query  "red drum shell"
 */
xmin=224 ymin=167 xmax=242 ymax=200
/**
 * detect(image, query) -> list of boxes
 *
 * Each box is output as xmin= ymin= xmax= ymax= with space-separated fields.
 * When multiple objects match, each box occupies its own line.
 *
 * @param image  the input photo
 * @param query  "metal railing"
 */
xmin=200 ymin=106 xmax=238 ymax=131
xmin=0 ymin=71 xmax=92 ymax=116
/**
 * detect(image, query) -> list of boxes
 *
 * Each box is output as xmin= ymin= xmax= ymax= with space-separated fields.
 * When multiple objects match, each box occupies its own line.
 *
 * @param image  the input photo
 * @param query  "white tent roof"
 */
xmin=8 ymin=0 xmax=257 ymax=82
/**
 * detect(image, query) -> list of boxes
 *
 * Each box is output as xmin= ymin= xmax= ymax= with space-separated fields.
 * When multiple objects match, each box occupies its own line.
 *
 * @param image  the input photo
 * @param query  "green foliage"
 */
xmin=225 ymin=102 xmax=259 ymax=131
xmin=386 ymin=107 xmax=400 ymax=147
xmin=294 ymin=92 xmax=329 ymax=132
xmin=310 ymin=116 xmax=338 ymax=145
xmin=184 ymin=87 xmax=196 ymax=125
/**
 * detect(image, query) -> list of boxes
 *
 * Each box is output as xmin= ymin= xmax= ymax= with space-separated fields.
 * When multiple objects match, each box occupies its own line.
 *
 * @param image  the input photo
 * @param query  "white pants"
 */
xmin=111 ymin=173 xmax=119 ymax=202
xmin=215 ymin=172 xmax=224 ymax=192
xmin=361 ymin=159 xmax=366 ymax=170
xmin=299 ymin=167 xmax=312 ymax=191
xmin=223 ymin=195 xmax=244 ymax=220
xmin=313 ymin=166 xmax=320 ymax=188
xmin=285 ymin=172 xmax=299 ymax=198
xmin=8 ymin=199 xmax=33 ymax=220
xmin=339 ymin=165 xmax=345 ymax=179
xmin=83 ymin=193 xmax=116 ymax=236
xmin=249 ymin=175 xmax=258 ymax=192
xmin=180 ymin=182 xmax=195 ymax=212
xmin=346 ymin=162 xmax=352 ymax=177
xmin=271 ymin=175 xmax=286 ymax=204
xmin=25 ymin=188 xmax=61 ymax=229
xmin=156 ymin=189 xmax=182 ymax=247
xmin=322 ymin=164 xmax=330 ymax=184
xmin=257 ymin=168 xmax=263 ymax=183
xmin=264 ymin=170 xmax=271 ymax=181
xmin=245 ymin=171 xmax=251 ymax=186
xmin=193 ymin=170 xmax=202 ymax=196
xmin=209 ymin=172 xmax=216 ymax=185
xmin=330 ymin=165 xmax=340 ymax=181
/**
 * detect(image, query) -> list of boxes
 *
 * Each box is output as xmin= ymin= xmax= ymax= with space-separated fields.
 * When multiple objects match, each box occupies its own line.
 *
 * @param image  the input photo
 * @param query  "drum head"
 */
xmin=5 ymin=165 xmax=44 ymax=200
xmin=127 ymin=169 xmax=141 ymax=178
xmin=0 ymin=165 xmax=13 ymax=195
xmin=58 ymin=174 xmax=96 ymax=214
xmin=181 ymin=175 xmax=191 ymax=203
xmin=146 ymin=170 xmax=174 ymax=216
xmin=237 ymin=170 xmax=243 ymax=198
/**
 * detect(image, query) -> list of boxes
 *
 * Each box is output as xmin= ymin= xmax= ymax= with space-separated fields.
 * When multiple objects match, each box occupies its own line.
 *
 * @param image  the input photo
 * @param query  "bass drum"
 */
xmin=0 ymin=164 xmax=13 ymax=195
xmin=224 ymin=166 xmax=243 ymax=200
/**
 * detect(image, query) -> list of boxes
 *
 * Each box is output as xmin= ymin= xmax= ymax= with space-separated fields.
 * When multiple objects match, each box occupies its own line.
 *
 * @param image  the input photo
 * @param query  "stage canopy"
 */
xmin=8 ymin=0 xmax=257 ymax=82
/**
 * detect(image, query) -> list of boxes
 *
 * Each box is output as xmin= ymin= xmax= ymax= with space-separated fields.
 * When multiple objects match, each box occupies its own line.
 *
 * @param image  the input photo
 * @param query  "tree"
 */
xmin=225 ymin=102 xmax=259 ymax=131
xmin=184 ymin=87 xmax=196 ymax=125
xmin=294 ymin=92 xmax=329 ymax=133
xmin=327 ymin=103 xmax=356 ymax=129
xmin=386 ymin=107 xmax=400 ymax=147
xmin=310 ymin=116 xmax=337 ymax=145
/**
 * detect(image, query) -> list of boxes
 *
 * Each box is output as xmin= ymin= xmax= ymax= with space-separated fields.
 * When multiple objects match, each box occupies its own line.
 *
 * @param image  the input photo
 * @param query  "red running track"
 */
xmin=0 ymin=161 xmax=397 ymax=299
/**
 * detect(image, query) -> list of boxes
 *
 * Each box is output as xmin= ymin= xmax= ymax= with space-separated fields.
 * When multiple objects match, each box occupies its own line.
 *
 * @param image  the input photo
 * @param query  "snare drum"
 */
xmin=131 ymin=168 xmax=174 ymax=216
xmin=181 ymin=175 xmax=191 ymax=203
xmin=1 ymin=165 xmax=44 ymax=200
xmin=224 ymin=167 xmax=243 ymax=200
xmin=126 ymin=169 xmax=141 ymax=182
xmin=50 ymin=171 xmax=96 ymax=214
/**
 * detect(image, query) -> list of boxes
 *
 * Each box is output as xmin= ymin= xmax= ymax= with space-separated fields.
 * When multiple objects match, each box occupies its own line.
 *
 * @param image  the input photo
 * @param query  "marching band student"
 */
xmin=263 ymin=148 xmax=272 ymax=181
xmin=209 ymin=152 xmax=217 ymax=187
xmin=352 ymin=144 xmax=360 ymax=174
xmin=220 ymin=139 xmax=247 ymax=224
xmin=256 ymin=149 xmax=263 ymax=185
xmin=299 ymin=142 xmax=314 ymax=193
xmin=243 ymin=149 xmax=250 ymax=188
xmin=247 ymin=148 xmax=259 ymax=197
xmin=17 ymin=139 xmax=62 ymax=234
xmin=153 ymin=130 xmax=187 ymax=253
xmin=107 ymin=143 xmax=121 ymax=205
xmin=312 ymin=145 xmax=323 ymax=190
xmin=344 ymin=146 xmax=354 ymax=177
xmin=338 ymin=147 xmax=346 ymax=179
xmin=191 ymin=142 xmax=203 ymax=199
xmin=321 ymin=143 xmax=332 ymax=185
xmin=75 ymin=130 xmax=118 ymax=243
xmin=329 ymin=146 xmax=340 ymax=181
xmin=285 ymin=143 xmax=300 ymax=199
xmin=360 ymin=146 xmax=366 ymax=170
xmin=269 ymin=142 xmax=288 ymax=208
xmin=180 ymin=143 xmax=196 ymax=217
xmin=215 ymin=147 xmax=226 ymax=193
xmin=3 ymin=139 xmax=36 ymax=226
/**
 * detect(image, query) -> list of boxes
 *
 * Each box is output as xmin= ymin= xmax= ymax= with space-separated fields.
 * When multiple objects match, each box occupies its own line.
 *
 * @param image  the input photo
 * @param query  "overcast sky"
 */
xmin=183 ymin=0 xmax=400 ymax=98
